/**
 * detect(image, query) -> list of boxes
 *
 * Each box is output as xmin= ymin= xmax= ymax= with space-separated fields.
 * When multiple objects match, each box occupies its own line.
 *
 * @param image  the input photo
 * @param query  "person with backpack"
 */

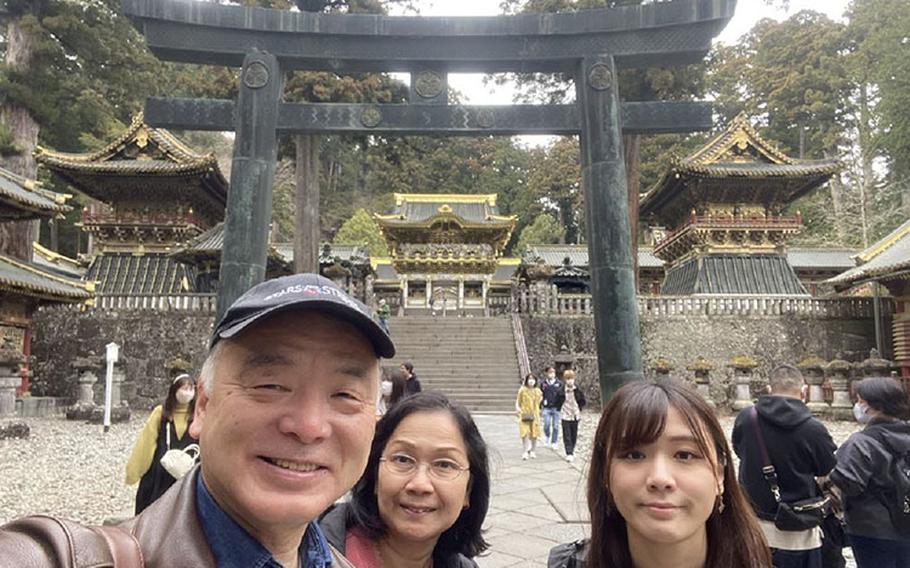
xmin=830 ymin=376 xmax=910 ymax=568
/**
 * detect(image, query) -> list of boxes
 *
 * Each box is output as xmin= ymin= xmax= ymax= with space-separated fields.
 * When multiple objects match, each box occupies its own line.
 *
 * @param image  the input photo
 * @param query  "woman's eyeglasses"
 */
xmin=380 ymin=453 xmax=470 ymax=481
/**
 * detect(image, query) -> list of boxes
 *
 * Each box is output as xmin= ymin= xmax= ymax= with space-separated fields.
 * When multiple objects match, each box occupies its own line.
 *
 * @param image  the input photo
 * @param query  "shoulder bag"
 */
xmin=749 ymin=407 xmax=829 ymax=531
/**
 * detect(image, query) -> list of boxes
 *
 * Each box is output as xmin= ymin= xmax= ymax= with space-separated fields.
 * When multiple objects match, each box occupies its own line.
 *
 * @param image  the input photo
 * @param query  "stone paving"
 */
xmin=474 ymin=415 xmax=588 ymax=568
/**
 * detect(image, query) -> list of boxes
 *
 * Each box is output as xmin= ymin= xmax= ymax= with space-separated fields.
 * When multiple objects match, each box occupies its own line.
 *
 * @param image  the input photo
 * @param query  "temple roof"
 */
xmin=169 ymin=222 xmax=293 ymax=274
xmin=0 ymin=253 xmax=93 ymax=303
xmin=375 ymin=193 xmax=516 ymax=228
xmin=35 ymin=114 xmax=228 ymax=226
xmin=32 ymin=243 xmax=85 ymax=279
xmin=640 ymin=113 xmax=840 ymax=222
xmin=86 ymin=252 xmax=196 ymax=295
xmin=826 ymin=219 xmax=910 ymax=289
xmin=0 ymin=167 xmax=70 ymax=220
xmin=662 ymin=254 xmax=809 ymax=296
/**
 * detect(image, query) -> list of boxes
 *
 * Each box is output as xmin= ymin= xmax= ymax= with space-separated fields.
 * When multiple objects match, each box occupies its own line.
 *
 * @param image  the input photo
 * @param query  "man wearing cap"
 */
xmin=0 ymin=274 xmax=395 ymax=567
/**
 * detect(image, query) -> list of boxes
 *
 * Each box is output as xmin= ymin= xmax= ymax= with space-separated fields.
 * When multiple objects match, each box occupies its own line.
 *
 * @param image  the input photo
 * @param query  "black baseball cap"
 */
xmin=210 ymin=273 xmax=395 ymax=358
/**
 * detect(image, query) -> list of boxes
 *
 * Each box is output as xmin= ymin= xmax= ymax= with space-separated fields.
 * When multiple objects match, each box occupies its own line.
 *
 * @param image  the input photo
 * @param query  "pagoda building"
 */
xmin=35 ymin=115 xmax=228 ymax=298
xmin=374 ymin=193 xmax=517 ymax=314
xmin=0 ymin=168 xmax=93 ymax=393
xmin=640 ymin=113 xmax=841 ymax=296
xmin=828 ymin=219 xmax=910 ymax=377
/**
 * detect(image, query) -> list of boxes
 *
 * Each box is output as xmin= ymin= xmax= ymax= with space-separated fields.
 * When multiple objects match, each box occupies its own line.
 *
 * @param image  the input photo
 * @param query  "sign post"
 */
xmin=103 ymin=342 xmax=119 ymax=433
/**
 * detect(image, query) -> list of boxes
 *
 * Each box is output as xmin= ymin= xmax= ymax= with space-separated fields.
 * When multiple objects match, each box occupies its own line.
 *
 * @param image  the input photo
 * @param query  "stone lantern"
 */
xmin=826 ymin=357 xmax=854 ymax=421
xmin=554 ymin=345 xmax=575 ymax=379
xmin=860 ymin=348 xmax=894 ymax=377
xmin=652 ymin=357 xmax=674 ymax=379
xmin=730 ymin=355 xmax=759 ymax=411
xmin=0 ymin=337 xmax=28 ymax=439
xmin=686 ymin=356 xmax=714 ymax=407
xmin=67 ymin=353 xmax=101 ymax=421
xmin=798 ymin=355 xmax=828 ymax=416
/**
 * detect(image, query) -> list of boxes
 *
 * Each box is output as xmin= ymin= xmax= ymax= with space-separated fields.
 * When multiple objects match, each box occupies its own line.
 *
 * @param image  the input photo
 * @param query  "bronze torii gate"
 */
xmin=123 ymin=0 xmax=736 ymax=399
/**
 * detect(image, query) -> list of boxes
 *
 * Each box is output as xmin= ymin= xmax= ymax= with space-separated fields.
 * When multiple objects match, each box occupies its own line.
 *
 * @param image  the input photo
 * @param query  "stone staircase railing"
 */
xmin=510 ymin=312 xmax=531 ymax=380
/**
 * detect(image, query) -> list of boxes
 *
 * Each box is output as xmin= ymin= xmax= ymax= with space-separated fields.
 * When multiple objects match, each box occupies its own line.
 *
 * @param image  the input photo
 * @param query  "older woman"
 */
xmin=321 ymin=392 xmax=490 ymax=568
xmin=549 ymin=379 xmax=772 ymax=568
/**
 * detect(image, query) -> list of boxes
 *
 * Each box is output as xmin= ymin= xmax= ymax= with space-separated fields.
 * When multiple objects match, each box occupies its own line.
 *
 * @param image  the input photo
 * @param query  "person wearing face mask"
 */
xmin=830 ymin=376 xmax=910 ymax=567
xmin=125 ymin=373 xmax=199 ymax=514
xmin=554 ymin=369 xmax=586 ymax=463
xmin=516 ymin=373 xmax=543 ymax=460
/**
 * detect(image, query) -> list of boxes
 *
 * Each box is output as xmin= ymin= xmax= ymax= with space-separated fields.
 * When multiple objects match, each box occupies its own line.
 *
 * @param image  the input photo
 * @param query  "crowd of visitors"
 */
xmin=1 ymin=271 xmax=908 ymax=568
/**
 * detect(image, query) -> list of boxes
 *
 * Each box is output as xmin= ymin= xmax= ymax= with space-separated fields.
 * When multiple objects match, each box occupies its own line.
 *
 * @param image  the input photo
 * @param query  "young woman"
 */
xmin=551 ymin=378 xmax=771 ymax=568
xmin=125 ymin=374 xmax=198 ymax=514
xmin=830 ymin=376 xmax=910 ymax=567
xmin=554 ymin=369 xmax=586 ymax=462
xmin=516 ymin=372 xmax=543 ymax=460
xmin=321 ymin=392 xmax=490 ymax=568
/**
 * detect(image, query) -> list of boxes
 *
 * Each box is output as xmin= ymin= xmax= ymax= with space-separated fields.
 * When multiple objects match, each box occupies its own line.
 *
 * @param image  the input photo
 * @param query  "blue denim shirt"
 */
xmin=196 ymin=474 xmax=334 ymax=568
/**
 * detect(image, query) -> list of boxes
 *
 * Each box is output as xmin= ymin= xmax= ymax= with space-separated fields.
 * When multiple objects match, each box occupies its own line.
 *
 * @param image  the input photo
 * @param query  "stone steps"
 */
xmin=385 ymin=316 xmax=522 ymax=413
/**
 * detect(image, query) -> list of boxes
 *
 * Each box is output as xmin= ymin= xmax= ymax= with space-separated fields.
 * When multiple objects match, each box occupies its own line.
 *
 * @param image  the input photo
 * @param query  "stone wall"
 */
xmin=30 ymin=306 xmax=214 ymax=409
xmin=522 ymin=313 xmax=885 ymax=410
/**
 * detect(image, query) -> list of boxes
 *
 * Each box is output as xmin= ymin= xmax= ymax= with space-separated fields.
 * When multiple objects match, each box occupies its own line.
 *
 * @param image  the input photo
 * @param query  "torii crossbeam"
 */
xmin=124 ymin=0 xmax=736 ymax=400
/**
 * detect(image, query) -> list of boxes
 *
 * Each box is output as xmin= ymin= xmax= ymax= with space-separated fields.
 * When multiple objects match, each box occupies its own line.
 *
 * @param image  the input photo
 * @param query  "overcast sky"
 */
xmin=388 ymin=0 xmax=853 ymax=105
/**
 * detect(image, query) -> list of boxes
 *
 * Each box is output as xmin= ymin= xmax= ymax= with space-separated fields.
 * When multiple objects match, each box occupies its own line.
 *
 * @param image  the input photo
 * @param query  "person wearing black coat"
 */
xmin=830 ymin=376 xmax=910 ymax=568
xmin=553 ymin=369 xmax=586 ymax=462
xmin=732 ymin=364 xmax=836 ymax=568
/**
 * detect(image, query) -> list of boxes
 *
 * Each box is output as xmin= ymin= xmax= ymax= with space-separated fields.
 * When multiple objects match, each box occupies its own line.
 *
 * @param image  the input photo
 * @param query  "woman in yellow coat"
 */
xmin=516 ymin=373 xmax=543 ymax=460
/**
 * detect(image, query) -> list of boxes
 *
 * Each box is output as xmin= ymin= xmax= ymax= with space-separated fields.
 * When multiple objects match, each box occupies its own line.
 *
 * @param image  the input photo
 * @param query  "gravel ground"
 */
xmin=0 ymin=412 xmax=147 ymax=526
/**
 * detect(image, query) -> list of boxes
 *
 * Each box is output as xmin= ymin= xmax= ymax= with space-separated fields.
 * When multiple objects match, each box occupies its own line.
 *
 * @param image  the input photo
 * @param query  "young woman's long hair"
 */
xmin=586 ymin=379 xmax=772 ymax=568
xmin=161 ymin=374 xmax=195 ymax=427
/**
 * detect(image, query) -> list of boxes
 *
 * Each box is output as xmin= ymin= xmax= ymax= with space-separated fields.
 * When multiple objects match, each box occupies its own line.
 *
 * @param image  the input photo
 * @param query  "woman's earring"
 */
xmin=715 ymin=494 xmax=725 ymax=515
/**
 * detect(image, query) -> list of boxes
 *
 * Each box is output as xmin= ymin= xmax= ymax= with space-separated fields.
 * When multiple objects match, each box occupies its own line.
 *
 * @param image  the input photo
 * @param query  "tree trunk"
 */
xmin=624 ymin=133 xmax=640 ymax=290
xmin=857 ymin=80 xmax=875 ymax=247
xmin=294 ymin=134 xmax=321 ymax=273
xmin=0 ymin=18 xmax=40 ymax=260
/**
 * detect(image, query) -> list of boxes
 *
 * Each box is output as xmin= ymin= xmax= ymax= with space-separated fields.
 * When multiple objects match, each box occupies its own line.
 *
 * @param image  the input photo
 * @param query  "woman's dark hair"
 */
xmin=389 ymin=369 xmax=408 ymax=408
xmin=161 ymin=374 xmax=196 ymax=426
xmin=587 ymin=379 xmax=772 ymax=568
xmin=856 ymin=376 xmax=910 ymax=420
xmin=402 ymin=361 xmax=415 ymax=374
xmin=523 ymin=373 xmax=537 ymax=387
xmin=347 ymin=392 xmax=490 ymax=560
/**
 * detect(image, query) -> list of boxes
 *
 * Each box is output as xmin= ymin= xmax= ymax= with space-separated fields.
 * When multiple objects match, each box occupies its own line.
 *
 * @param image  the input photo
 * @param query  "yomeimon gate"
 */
xmin=123 ymin=0 xmax=736 ymax=398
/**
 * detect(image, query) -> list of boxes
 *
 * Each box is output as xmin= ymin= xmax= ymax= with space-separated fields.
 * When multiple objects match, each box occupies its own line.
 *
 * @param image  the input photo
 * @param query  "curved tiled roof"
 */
xmin=0 ymin=253 xmax=92 ymax=302
xmin=641 ymin=113 xmax=840 ymax=217
xmin=827 ymin=219 xmax=910 ymax=287
xmin=86 ymin=253 xmax=196 ymax=295
xmin=376 ymin=193 xmax=516 ymax=228
xmin=0 ymin=167 xmax=70 ymax=219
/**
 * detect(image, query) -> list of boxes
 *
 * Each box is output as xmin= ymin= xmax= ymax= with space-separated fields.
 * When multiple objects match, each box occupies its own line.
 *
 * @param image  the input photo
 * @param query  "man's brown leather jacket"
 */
xmin=0 ymin=468 xmax=353 ymax=567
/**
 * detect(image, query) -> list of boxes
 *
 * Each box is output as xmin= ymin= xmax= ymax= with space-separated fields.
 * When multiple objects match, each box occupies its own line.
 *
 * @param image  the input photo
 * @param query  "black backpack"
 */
xmin=547 ymin=539 xmax=588 ymax=568
xmin=859 ymin=426 xmax=910 ymax=537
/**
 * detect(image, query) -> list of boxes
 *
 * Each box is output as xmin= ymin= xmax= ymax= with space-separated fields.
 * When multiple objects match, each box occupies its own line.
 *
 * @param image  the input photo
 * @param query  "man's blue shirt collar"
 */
xmin=195 ymin=473 xmax=334 ymax=568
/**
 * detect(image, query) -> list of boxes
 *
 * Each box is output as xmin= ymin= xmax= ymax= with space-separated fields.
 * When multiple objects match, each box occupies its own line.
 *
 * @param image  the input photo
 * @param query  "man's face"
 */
xmin=190 ymin=310 xmax=380 ymax=539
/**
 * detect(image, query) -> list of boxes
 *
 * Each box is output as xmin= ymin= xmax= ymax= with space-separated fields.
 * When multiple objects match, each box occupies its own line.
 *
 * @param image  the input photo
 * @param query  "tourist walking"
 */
xmin=377 ymin=298 xmax=391 ymax=335
xmin=830 ymin=376 xmax=910 ymax=568
xmin=125 ymin=373 xmax=198 ymax=514
xmin=549 ymin=378 xmax=772 ymax=568
xmin=732 ymin=364 xmax=836 ymax=568
xmin=376 ymin=369 xmax=394 ymax=418
xmin=554 ymin=369 xmax=586 ymax=462
xmin=540 ymin=367 xmax=563 ymax=448
xmin=516 ymin=373 xmax=542 ymax=460
xmin=402 ymin=361 xmax=423 ymax=396
xmin=320 ymin=392 xmax=490 ymax=567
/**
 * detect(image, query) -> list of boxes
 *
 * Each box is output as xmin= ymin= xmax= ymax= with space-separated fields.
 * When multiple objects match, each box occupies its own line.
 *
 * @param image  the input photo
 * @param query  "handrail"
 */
xmin=510 ymin=312 xmax=532 ymax=381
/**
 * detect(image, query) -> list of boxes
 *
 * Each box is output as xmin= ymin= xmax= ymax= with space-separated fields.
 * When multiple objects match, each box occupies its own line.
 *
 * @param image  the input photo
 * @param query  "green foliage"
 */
xmin=516 ymin=213 xmax=564 ymax=253
xmin=333 ymin=208 xmax=389 ymax=256
xmin=525 ymin=137 xmax=582 ymax=243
